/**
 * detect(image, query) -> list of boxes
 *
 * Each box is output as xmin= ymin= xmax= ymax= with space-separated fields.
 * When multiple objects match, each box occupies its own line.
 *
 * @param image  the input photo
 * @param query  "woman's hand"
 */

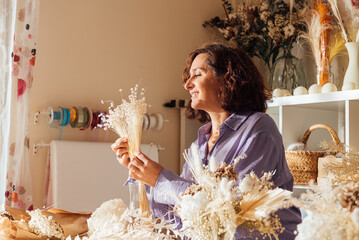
xmin=128 ymin=151 xmax=164 ymax=187
xmin=111 ymin=138 xmax=130 ymax=168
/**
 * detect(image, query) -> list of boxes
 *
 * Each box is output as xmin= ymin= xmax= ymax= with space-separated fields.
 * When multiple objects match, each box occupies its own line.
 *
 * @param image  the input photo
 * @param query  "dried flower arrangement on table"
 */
xmin=293 ymin=180 xmax=359 ymax=240
xmin=319 ymin=141 xmax=359 ymax=185
xmin=0 ymin=145 xmax=295 ymax=239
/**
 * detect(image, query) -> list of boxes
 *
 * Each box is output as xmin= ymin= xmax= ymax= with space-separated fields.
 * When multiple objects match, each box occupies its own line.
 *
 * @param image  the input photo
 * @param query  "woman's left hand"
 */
xmin=128 ymin=151 xmax=164 ymax=187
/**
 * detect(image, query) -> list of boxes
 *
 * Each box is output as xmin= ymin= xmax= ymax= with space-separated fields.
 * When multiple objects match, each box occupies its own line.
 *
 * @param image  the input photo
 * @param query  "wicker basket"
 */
xmin=285 ymin=123 xmax=341 ymax=185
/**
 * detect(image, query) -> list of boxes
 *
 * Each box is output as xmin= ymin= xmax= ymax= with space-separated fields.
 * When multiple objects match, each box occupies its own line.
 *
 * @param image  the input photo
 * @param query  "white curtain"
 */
xmin=0 ymin=0 xmax=39 ymax=210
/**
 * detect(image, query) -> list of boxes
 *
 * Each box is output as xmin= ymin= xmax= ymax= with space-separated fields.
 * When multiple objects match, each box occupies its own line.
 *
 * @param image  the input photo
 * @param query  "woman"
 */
xmin=112 ymin=43 xmax=301 ymax=239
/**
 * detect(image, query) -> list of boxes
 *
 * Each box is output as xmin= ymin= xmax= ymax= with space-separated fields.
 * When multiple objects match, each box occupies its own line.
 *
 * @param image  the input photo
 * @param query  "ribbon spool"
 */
xmin=51 ymin=107 xmax=64 ymax=127
xmin=46 ymin=107 xmax=55 ymax=124
xmin=70 ymin=106 xmax=88 ymax=128
xmin=59 ymin=107 xmax=70 ymax=126
xmin=91 ymin=111 xmax=100 ymax=129
xmin=80 ymin=107 xmax=93 ymax=130
xmin=69 ymin=107 xmax=77 ymax=122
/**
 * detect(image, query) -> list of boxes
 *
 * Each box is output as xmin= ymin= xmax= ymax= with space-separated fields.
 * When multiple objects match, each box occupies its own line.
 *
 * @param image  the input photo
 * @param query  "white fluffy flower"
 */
xmin=178 ymin=191 xmax=210 ymax=222
xmin=218 ymin=178 xmax=234 ymax=201
xmin=87 ymin=199 xmax=127 ymax=238
xmin=239 ymin=177 xmax=254 ymax=193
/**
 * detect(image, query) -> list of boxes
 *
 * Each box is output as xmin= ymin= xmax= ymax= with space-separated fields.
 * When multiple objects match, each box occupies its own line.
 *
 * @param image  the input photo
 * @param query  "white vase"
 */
xmin=342 ymin=42 xmax=359 ymax=90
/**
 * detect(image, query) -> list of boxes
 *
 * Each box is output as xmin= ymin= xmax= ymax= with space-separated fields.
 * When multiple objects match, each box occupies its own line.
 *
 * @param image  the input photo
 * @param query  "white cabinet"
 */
xmin=267 ymin=90 xmax=359 ymax=151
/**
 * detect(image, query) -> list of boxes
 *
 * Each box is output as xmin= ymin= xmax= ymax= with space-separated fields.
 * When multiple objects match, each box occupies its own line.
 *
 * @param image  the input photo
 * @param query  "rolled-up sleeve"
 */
xmin=152 ymin=168 xmax=194 ymax=206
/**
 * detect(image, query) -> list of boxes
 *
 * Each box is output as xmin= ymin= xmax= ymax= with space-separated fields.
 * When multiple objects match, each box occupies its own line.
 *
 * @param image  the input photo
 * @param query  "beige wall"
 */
xmin=29 ymin=0 xmax=223 ymax=208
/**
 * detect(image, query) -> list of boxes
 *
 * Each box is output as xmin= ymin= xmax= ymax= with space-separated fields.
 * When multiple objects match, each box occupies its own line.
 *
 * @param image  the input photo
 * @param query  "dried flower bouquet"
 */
xmin=319 ymin=141 xmax=359 ymax=185
xmin=174 ymin=144 xmax=293 ymax=240
xmin=100 ymin=84 xmax=150 ymax=216
xmin=203 ymin=0 xmax=307 ymax=70
xmin=293 ymin=180 xmax=359 ymax=240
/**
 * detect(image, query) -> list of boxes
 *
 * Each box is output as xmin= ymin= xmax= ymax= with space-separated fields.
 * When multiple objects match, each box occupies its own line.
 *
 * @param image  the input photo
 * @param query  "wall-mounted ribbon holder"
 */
xmin=34 ymin=107 xmax=168 ymax=132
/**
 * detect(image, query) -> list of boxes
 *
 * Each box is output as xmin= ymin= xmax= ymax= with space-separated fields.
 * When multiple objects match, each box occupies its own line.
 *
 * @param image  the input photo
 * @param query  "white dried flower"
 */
xmin=87 ymin=199 xmax=127 ymax=238
xmin=239 ymin=176 xmax=254 ymax=193
xmin=27 ymin=209 xmax=64 ymax=240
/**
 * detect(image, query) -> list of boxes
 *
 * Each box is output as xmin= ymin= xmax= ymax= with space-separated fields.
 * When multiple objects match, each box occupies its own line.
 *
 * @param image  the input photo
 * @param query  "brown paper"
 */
xmin=5 ymin=206 xmax=91 ymax=239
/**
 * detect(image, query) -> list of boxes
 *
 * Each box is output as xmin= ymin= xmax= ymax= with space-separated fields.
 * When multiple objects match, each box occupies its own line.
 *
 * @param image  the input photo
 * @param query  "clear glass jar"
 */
xmin=270 ymin=49 xmax=306 ymax=94
xmin=128 ymin=181 xmax=139 ymax=210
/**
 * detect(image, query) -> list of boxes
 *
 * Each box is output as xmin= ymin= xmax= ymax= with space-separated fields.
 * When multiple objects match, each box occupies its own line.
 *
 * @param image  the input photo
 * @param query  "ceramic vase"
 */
xmin=342 ymin=42 xmax=359 ymax=90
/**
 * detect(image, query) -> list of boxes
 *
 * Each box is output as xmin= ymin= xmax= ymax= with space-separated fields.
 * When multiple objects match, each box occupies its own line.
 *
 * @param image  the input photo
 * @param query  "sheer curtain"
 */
xmin=0 ymin=0 xmax=39 ymax=210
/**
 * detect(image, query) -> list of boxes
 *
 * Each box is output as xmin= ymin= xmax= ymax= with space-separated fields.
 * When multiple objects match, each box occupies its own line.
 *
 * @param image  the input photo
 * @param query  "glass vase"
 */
xmin=270 ymin=50 xmax=306 ymax=94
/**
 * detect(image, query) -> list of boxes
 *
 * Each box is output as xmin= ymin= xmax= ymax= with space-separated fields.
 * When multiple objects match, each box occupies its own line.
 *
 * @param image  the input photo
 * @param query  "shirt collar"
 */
xmin=197 ymin=110 xmax=254 ymax=135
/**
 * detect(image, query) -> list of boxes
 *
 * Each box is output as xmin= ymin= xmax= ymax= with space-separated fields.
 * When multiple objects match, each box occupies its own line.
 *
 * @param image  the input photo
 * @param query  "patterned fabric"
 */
xmin=0 ymin=0 xmax=40 ymax=210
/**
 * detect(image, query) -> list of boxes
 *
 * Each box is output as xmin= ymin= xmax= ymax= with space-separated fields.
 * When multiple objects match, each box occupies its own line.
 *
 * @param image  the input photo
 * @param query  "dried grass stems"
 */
xmin=319 ymin=141 xmax=359 ymax=184
xmin=299 ymin=10 xmax=332 ymax=70
xmin=327 ymin=0 xmax=359 ymax=42
xmin=328 ymin=30 xmax=347 ymax=63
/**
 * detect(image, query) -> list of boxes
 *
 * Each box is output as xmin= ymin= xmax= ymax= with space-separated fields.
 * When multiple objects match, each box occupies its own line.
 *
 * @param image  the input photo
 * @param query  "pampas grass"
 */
xmin=300 ymin=11 xmax=331 ymax=71
xmin=329 ymin=30 xmax=347 ymax=63
xmin=327 ymin=0 xmax=350 ymax=42
xmin=341 ymin=0 xmax=359 ymax=42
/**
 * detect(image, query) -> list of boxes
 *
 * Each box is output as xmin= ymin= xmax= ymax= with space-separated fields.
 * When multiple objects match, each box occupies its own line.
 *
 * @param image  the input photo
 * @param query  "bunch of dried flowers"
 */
xmin=203 ymin=0 xmax=307 ymax=70
xmin=99 ymin=84 xmax=150 ymax=216
xmin=67 ymin=200 xmax=178 ymax=240
xmin=28 ymin=209 xmax=65 ymax=240
xmin=326 ymin=0 xmax=359 ymax=43
xmin=173 ymin=144 xmax=292 ymax=240
xmin=99 ymin=84 xmax=147 ymax=159
xmin=319 ymin=141 xmax=359 ymax=185
xmin=293 ymin=180 xmax=359 ymax=240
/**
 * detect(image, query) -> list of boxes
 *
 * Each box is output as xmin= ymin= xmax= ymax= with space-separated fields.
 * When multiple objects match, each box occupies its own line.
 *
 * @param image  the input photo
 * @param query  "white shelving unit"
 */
xmin=268 ymin=90 xmax=359 ymax=196
xmin=267 ymin=89 xmax=359 ymax=151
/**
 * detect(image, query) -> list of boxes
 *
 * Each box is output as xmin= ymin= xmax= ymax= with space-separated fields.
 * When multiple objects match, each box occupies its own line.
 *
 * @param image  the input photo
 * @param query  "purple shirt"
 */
xmin=149 ymin=111 xmax=301 ymax=239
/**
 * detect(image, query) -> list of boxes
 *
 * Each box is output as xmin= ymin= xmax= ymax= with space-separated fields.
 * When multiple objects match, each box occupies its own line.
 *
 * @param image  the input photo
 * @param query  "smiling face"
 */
xmin=184 ymin=53 xmax=223 ymax=113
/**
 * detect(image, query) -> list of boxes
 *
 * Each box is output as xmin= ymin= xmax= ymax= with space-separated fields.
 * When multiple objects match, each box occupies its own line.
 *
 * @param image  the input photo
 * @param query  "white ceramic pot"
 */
xmin=342 ymin=42 xmax=359 ymax=90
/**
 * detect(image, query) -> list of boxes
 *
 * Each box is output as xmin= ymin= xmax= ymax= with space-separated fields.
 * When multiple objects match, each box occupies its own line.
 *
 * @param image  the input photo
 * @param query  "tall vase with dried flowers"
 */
xmin=99 ymin=84 xmax=150 ymax=217
xmin=326 ymin=0 xmax=359 ymax=90
xmin=317 ymin=1 xmax=333 ymax=86
xmin=203 ymin=0 xmax=307 ymax=80
xmin=299 ymin=8 xmax=332 ymax=87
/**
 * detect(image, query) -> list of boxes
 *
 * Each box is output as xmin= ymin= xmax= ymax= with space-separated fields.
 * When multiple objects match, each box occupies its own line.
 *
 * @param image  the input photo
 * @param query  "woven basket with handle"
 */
xmin=285 ymin=123 xmax=342 ymax=185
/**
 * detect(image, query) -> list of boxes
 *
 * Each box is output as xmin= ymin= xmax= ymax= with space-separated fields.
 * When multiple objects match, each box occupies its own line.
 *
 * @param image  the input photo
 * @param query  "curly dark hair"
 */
xmin=182 ymin=43 xmax=271 ymax=123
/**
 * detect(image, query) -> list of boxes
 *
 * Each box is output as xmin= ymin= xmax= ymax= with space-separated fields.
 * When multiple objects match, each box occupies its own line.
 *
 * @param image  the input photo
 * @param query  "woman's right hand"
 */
xmin=111 ymin=137 xmax=130 ymax=168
